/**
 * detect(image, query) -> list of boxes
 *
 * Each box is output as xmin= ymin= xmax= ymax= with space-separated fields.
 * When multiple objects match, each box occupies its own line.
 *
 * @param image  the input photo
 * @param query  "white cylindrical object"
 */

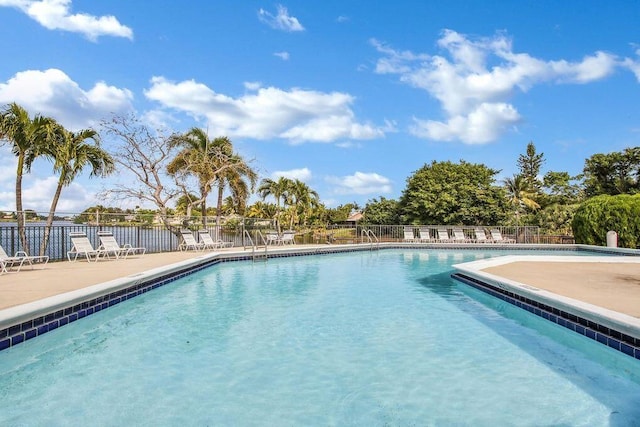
xmin=606 ymin=230 xmax=618 ymax=248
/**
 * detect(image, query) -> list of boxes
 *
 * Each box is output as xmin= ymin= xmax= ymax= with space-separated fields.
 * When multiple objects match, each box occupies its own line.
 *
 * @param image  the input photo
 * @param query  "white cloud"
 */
xmin=272 ymin=167 xmax=312 ymax=182
xmin=144 ymin=77 xmax=386 ymax=144
xmin=0 ymin=174 xmax=99 ymax=212
xmin=373 ymin=30 xmax=620 ymax=144
xmin=336 ymin=16 xmax=349 ymax=23
xmin=0 ymin=0 xmax=133 ymax=41
xmin=258 ymin=4 xmax=304 ymax=32
xmin=274 ymin=51 xmax=290 ymax=61
xmin=411 ymin=103 xmax=521 ymax=144
xmin=244 ymin=81 xmax=262 ymax=91
xmin=0 ymin=68 xmax=134 ymax=130
xmin=326 ymin=172 xmax=392 ymax=195
xmin=622 ymin=47 xmax=640 ymax=82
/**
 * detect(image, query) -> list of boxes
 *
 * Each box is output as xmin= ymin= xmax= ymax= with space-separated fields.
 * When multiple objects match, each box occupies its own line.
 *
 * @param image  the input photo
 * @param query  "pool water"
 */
xmin=1 ymin=249 xmax=639 ymax=426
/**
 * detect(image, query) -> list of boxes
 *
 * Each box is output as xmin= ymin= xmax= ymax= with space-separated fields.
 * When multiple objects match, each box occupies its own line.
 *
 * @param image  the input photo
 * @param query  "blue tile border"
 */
xmin=452 ymin=272 xmax=640 ymax=360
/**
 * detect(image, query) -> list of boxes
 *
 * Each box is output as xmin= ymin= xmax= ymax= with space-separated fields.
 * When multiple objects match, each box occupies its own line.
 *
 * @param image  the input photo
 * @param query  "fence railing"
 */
xmin=0 ymin=219 xmax=565 ymax=262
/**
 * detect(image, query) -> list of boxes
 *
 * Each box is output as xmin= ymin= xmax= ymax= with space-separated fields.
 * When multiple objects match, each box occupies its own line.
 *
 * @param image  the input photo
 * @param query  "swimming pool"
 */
xmin=1 ymin=249 xmax=639 ymax=425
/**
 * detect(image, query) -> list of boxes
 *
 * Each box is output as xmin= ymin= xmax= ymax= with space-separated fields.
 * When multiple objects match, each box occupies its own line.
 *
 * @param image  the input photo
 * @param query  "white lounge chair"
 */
xmin=198 ymin=230 xmax=233 ymax=249
xmin=418 ymin=228 xmax=434 ymax=243
xmin=436 ymin=228 xmax=452 ymax=243
xmin=98 ymin=231 xmax=146 ymax=259
xmin=67 ymin=232 xmax=108 ymax=262
xmin=489 ymin=229 xmax=515 ymax=244
xmin=280 ymin=230 xmax=296 ymax=245
xmin=403 ymin=228 xmax=417 ymax=243
xmin=452 ymin=228 xmax=472 ymax=243
xmin=474 ymin=228 xmax=492 ymax=243
xmin=178 ymin=230 xmax=206 ymax=251
xmin=265 ymin=232 xmax=281 ymax=245
xmin=0 ymin=244 xmax=49 ymax=273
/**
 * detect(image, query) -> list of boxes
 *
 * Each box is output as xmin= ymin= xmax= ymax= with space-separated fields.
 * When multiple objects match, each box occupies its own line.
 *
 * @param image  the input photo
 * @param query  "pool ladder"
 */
xmin=361 ymin=229 xmax=380 ymax=250
xmin=244 ymin=230 xmax=269 ymax=262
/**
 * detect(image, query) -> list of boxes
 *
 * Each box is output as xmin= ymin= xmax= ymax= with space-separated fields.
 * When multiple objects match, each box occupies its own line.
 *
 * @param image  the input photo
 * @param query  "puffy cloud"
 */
xmin=274 ymin=51 xmax=290 ymax=61
xmin=326 ymin=172 xmax=392 ymax=195
xmin=0 ymin=174 xmax=99 ymax=212
xmin=272 ymin=167 xmax=312 ymax=182
xmin=0 ymin=68 xmax=134 ymax=130
xmin=0 ymin=0 xmax=133 ymax=41
xmin=258 ymin=4 xmax=304 ymax=32
xmin=411 ymin=103 xmax=521 ymax=144
xmin=144 ymin=77 xmax=386 ymax=143
xmin=373 ymin=30 xmax=620 ymax=144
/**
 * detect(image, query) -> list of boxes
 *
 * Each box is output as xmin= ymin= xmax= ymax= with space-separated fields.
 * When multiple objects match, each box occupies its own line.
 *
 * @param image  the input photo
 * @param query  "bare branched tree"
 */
xmin=99 ymin=114 xmax=182 ymax=234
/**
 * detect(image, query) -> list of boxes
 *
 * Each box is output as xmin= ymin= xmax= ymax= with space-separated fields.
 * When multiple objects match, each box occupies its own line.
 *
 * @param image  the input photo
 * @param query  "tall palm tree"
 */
xmin=0 ymin=103 xmax=58 ymax=253
xmin=257 ymin=176 xmax=294 ymax=232
xmin=167 ymin=128 xmax=224 ymax=226
xmin=39 ymin=127 xmax=114 ymax=256
xmin=211 ymin=141 xmax=257 ymax=227
xmin=503 ymin=174 xmax=540 ymax=224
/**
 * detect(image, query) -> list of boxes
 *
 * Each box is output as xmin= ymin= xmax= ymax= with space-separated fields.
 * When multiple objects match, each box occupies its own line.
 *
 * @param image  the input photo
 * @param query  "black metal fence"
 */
xmin=0 ymin=218 xmax=567 ymax=262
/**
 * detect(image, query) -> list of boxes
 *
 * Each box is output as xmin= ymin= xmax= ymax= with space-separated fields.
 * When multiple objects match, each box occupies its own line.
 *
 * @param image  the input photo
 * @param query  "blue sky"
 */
xmin=0 ymin=0 xmax=639 ymax=213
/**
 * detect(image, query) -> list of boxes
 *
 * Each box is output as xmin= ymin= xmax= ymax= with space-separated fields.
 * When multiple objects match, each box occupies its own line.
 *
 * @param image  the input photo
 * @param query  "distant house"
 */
xmin=346 ymin=212 xmax=363 ymax=225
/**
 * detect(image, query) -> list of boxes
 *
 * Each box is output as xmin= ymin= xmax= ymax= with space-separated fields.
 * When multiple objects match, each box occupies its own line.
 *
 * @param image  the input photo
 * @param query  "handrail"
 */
xmin=360 ymin=229 xmax=379 ymax=250
xmin=244 ymin=229 xmax=268 ymax=261
xmin=243 ymin=229 xmax=255 ymax=249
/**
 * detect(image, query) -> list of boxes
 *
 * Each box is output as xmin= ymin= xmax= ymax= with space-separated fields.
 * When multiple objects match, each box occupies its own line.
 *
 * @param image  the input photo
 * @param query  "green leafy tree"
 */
xmin=398 ymin=160 xmax=509 ymax=225
xmin=362 ymin=197 xmax=400 ymax=225
xmin=582 ymin=147 xmax=640 ymax=196
xmin=326 ymin=203 xmax=359 ymax=224
xmin=0 ymin=103 xmax=59 ymax=253
xmin=40 ymin=127 xmax=114 ymax=255
xmin=517 ymin=141 xmax=544 ymax=192
xmin=541 ymin=171 xmax=584 ymax=206
xmin=531 ymin=203 xmax=580 ymax=235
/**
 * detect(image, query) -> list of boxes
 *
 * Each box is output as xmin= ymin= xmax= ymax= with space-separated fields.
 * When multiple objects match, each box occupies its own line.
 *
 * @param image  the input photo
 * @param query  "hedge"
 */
xmin=572 ymin=194 xmax=640 ymax=248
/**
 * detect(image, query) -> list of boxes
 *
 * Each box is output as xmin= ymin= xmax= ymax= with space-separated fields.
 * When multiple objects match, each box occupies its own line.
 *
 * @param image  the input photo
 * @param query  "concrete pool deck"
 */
xmin=1 ymin=245 xmax=639 ymax=320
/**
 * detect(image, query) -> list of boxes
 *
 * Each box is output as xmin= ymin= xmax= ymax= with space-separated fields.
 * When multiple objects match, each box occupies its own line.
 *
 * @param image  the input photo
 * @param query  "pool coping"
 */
xmin=451 ymin=255 xmax=640 ymax=360
xmin=1 ymin=243 xmax=639 ymax=353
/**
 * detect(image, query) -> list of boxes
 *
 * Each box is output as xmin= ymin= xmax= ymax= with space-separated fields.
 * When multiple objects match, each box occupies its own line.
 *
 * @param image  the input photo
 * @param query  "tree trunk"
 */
xmin=15 ymin=155 xmax=29 ymax=255
xmin=200 ymin=185 xmax=207 ymax=227
xmin=216 ymin=181 xmax=224 ymax=228
xmin=40 ymin=175 xmax=65 ymax=256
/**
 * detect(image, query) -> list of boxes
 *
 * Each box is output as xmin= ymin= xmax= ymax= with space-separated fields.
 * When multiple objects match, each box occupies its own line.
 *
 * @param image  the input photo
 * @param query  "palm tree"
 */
xmin=0 ymin=103 xmax=59 ymax=253
xmin=39 ymin=127 xmax=114 ymax=256
xmin=246 ymin=201 xmax=278 ymax=219
xmin=287 ymin=179 xmax=319 ymax=229
xmin=503 ymin=174 xmax=540 ymax=224
xmin=167 ymin=128 xmax=221 ymax=226
xmin=257 ymin=177 xmax=294 ymax=232
xmin=210 ymin=139 xmax=257 ymax=227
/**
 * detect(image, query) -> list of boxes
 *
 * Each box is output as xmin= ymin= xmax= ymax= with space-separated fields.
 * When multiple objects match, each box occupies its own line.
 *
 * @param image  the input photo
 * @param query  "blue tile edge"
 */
xmin=451 ymin=273 xmax=640 ymax=361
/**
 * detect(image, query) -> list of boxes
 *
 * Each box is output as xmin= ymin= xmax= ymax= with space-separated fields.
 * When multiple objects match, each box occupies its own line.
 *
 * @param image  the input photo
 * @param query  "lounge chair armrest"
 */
xmin=15 ymin=251 xmax=28 ymax=257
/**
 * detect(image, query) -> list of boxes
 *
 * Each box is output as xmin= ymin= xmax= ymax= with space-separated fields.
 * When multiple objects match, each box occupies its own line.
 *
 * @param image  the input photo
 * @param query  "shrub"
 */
xmin=572 ymin=194 xmax=640 ymax=248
